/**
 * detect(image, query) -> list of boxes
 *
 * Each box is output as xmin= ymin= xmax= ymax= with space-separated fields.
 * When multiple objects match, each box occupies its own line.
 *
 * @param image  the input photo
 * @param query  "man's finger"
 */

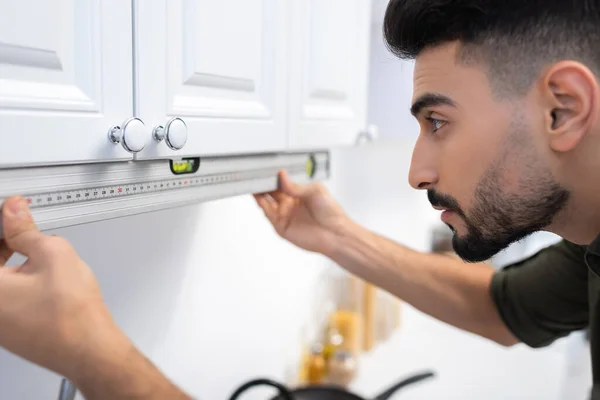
xmin=0 ymin=240 xmax=13 ymax=266
xmin=255 ymin=194 xmax=279 ymax=223
xmin=266 ymin=191 xmax=296 ymax=219
xmin=0 ymin=267 xmax=12 ymax=289
xmin=278 ymin=170 xmax=317 ymax=199
xmin=278 ymin=170 xmax=304 ymax=197
xmin=2 ymin=197 xmax=43 ymax=257
xmin=268 ymin=190 xmax=288 ymax=205
xmin=275 ymin=194 xmax=296 ymax=219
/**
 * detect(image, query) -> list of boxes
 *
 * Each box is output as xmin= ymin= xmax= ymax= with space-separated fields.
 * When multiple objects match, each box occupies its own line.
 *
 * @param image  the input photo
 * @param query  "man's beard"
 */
xmin=428 ymin=151 xmax=570 ymax=263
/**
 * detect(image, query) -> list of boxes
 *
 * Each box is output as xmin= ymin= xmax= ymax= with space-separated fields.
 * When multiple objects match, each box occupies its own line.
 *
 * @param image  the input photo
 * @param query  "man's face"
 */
xmin=409 ymin=42 xmax=570 ymax=262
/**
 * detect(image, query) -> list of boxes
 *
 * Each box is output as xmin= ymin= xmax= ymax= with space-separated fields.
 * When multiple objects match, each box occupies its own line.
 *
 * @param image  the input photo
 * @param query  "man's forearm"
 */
xmin=327 ymin=219 xmax=518 ymax=346
xmin=69 ymin=324 xmax=192 ymax=400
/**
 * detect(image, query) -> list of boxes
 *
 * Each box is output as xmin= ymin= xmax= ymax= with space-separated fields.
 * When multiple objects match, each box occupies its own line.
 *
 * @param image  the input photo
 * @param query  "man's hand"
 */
xmin=254 ymin=170 xmax=349 ymax=256
xmin=0 ymin=196 xmax=191 ymax=399
xmin=0 ymin=196 xmax=121 ymax=380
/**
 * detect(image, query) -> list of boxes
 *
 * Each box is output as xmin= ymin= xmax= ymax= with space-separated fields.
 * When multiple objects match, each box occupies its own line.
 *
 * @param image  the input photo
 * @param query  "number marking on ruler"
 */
xmin=19 ymin=165 xmax=307 ymax=210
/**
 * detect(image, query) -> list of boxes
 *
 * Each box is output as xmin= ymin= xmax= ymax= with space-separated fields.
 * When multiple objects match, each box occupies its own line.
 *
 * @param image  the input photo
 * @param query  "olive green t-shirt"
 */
xmin=491 ymin=236 xmax=600 ymax=399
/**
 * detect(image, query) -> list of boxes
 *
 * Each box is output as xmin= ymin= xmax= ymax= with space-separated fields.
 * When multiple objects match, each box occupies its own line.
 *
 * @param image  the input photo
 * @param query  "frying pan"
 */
xmin=228 ymin=370 xmax=435 ymax=400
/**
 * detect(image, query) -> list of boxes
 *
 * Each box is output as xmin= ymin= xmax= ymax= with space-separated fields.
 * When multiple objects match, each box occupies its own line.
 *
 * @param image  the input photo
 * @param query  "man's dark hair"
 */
xmin=383 ymin=0 xmax=600 ymax=96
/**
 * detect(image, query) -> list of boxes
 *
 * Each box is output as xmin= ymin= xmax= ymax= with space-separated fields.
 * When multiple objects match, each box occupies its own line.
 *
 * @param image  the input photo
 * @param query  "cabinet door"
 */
xmin=0 ymin=0 xmax=135 ymax=167
xmin=135 ymin=0 xmax=288 ymax=159
xmin=288 ymin=0 xmax=372 ymax=150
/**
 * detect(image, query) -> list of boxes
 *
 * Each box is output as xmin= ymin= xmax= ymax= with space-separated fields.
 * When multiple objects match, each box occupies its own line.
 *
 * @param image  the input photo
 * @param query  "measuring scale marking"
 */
xmin=20 ymin=165 xmax=306 ymax=210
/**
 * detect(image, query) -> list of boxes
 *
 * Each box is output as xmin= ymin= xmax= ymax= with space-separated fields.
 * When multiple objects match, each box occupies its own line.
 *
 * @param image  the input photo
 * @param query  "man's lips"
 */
xmin=441 ymin=209 xmax=455 ymax=217
xmin=432 ymin=206 xmax=456 ymax=222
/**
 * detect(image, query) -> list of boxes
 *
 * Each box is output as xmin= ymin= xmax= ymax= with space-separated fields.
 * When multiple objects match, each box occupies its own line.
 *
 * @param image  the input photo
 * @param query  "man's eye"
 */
xmin=426 ymin=117 xmax=446 ymax=133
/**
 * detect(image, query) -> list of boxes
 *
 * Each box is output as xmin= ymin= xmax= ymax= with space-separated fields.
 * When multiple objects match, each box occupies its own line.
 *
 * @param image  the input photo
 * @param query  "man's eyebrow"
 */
xmin=410 ymin=93 xmax=457 ymax=117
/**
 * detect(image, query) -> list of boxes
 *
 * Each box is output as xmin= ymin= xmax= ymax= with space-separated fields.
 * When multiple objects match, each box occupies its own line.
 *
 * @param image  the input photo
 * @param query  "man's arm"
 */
xmin=0 ymin=197 xmax=192 ymax=400
xmin=327 ymin=219 xmax=590 ymax=349
xmin=327 ymin=219 xmax=519 ymax=346
xmin=70 ymin=329 xmax=190 ymax=400
xmin=255 ymin=172 xmax=518 ymax=346
xmin=256 ymin=171 xmax=588 ymax=348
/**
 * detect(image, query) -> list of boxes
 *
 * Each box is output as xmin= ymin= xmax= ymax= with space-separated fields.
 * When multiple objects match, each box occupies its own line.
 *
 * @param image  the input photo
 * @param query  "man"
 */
xmin=0 ymin=0 xmax=599 ymax=398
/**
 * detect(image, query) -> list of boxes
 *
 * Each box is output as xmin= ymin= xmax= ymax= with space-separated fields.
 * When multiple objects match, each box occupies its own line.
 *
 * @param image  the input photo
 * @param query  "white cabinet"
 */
xmin=0 ymin=0 xmax=373 ymax=168
xmin=135 ymin=0 xmax=289 ymax=159
xmin=287 ymin=0 xmax=372 ymax=150
xmin=0 ymin=0 xmax=135 ymax=167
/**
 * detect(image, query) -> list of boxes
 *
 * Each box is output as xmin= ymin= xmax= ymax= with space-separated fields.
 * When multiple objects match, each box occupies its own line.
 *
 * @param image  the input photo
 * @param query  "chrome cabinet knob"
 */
xmin=108 ymin=118 xmax=148 ymax=153
xmin=152 ymin=118 xmax=188 ymax=150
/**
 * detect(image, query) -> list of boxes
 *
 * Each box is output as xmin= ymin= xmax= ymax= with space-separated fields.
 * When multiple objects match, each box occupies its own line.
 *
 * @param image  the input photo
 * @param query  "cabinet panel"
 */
xmin=288 ymin=0 xmax=372 ymax=149
xmin=0 ymin=0 xmax=135 ymax=167
xmin=136 ymin=0 xmax=288 ymax=159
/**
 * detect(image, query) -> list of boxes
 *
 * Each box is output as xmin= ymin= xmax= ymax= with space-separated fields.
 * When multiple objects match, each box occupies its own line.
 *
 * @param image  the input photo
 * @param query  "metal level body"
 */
xmin=0 ymin=151 xmax=329 ymax=235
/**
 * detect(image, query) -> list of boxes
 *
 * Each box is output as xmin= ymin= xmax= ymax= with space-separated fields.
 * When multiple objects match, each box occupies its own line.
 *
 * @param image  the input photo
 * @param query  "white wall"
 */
xmin=367 ymin=0 xmax=419 ymax=143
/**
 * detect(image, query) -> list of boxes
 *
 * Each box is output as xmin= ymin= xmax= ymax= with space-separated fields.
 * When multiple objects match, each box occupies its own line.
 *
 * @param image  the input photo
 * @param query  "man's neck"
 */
xmin=552 ymin=135 xmax=600 ymax=244
xmin=551 ymin=184 xmax=600 ymax=245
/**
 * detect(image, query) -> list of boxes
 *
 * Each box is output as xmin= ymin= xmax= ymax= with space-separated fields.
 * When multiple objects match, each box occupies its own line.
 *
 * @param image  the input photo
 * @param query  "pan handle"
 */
xmin=374 ymin=371 xmax=435 ymax=400
xmin=228 ymin=378 xmax=294 ymax=400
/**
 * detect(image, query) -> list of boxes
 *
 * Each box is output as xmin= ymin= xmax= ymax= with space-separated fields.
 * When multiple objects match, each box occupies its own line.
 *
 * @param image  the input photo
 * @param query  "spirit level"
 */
xmin=0 ymin=152 xmax=329 ymax=235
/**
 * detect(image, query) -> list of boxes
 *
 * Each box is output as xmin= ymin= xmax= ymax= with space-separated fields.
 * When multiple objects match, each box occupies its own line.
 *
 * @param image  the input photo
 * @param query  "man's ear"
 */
xmin=541 ymin=61 xmax=599 ymax=152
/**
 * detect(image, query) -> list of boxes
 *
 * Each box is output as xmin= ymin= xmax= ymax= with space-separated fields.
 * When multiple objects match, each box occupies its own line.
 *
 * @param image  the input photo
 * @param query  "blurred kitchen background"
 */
xmin=0 ymin=0 xmax=592 ymax=399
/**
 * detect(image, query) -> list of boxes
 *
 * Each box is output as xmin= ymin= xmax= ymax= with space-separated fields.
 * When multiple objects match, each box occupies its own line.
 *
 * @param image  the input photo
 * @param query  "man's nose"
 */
xmin=408 ymin=139 xmax=439 ymax=190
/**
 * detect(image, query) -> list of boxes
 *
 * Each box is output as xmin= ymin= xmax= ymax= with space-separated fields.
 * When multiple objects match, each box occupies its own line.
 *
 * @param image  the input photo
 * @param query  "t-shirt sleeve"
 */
xmin=490 ymin=239 xmax=589 ymax=348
